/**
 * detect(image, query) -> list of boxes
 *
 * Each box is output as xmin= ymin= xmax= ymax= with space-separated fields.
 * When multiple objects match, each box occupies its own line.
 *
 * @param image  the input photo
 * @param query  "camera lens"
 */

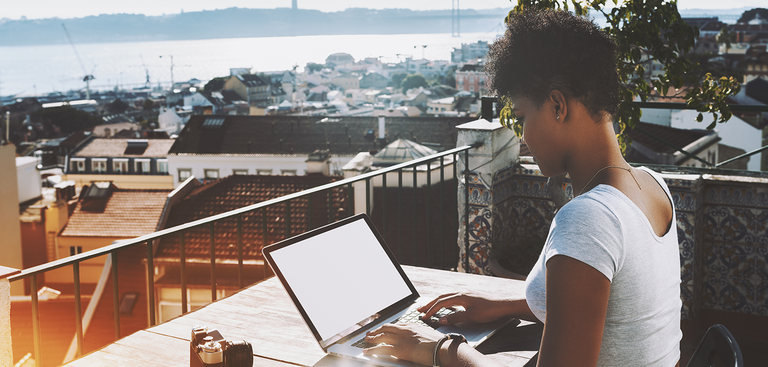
xmin=224 ymin=340 xmax=253 ymax=367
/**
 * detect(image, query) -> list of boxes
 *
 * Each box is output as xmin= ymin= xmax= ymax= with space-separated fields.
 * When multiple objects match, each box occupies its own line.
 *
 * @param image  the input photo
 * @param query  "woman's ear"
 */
xmin=549 ymin=90 xmax=567 ymax=123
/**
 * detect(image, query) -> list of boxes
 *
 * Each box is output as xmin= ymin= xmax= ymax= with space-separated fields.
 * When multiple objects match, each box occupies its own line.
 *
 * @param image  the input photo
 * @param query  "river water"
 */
xmin=0 ymin=32 xmax=497 ymax=97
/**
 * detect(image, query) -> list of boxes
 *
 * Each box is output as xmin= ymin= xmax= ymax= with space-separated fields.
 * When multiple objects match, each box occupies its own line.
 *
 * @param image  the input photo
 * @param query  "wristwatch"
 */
xmin=433 ymin=333 xmax=467 ymax=367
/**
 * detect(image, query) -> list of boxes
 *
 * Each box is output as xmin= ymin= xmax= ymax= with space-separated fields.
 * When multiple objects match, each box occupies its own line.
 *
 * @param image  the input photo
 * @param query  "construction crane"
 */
xmin=140 ymin=54 xmax=150 ymax=87
xmin=61 ymin=23 xmax=95 ymax=100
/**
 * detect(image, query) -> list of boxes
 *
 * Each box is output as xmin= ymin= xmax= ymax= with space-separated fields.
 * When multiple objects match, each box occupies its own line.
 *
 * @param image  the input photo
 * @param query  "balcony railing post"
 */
xmin=146 ymin=240 xmax=156 ymax=327
xmin=179 ymin=232 xmax=188 ymax=314
xmin=73 ymin=262 xmax=84 ymax=357
xmin=285 ymin=202 xmax=291 ymax=238
xmin=463 ymin=150 xmax=470 ymax=273
xmin=111 ymin=251 xmax=121 ymax=340
xmin=398 ymin=169 xmax=403 ymax=255
xmin=237 ymin=215 xmax=244 ymax=289
xmin=308 ymin=193 xmax=314 ymax=230
xmin=209 ymin=223 xmax=217 ymax=302
xmin=382 ymin=172 xmax=387 ymax=236
xmin=347 ymin=183 xmax=353 ymax=216
xmin=365 ymin=178 xmax=371 ymax=215
xmin=262 ymin=208 xmax=268 ymax=279
xmin=412 ymin=166 xmax=417 ymax=265
xmin=31 ymin=274 xmax=42 ymax=367
xmin=426 ymin=160 xmax=432 ymax=267
xmin=440 ymin=156 xmax=445 ymax=269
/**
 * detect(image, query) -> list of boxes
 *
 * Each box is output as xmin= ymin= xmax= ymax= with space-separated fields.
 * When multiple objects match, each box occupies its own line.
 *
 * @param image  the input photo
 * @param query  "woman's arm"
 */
xmin=537 ymin=255 xmax=611 ymax=367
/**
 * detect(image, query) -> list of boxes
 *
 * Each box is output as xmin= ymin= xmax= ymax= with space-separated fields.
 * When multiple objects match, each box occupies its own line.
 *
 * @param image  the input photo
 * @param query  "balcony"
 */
xmin=3 ymin=116 xmax=768 ymax=366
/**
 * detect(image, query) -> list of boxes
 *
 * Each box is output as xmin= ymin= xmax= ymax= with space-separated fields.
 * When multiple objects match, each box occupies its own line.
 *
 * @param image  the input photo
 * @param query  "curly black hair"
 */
xmin=486 ymin=10 xmax=620 ymax=117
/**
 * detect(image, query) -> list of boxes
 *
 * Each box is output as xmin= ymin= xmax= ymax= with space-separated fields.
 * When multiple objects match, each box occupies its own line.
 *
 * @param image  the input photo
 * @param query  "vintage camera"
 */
xmin=190 ymin=325 xmax=253 ymax=367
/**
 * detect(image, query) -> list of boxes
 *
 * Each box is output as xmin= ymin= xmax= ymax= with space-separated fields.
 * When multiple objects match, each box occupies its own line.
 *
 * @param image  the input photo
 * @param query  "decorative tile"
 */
xmin=704 ymin=243 xmax=754 ymax=278
xmin=702 ymin=206 xmax=756 ymax=244
xmin=671 ymin=191 xmax=696 ymax=212
xmin=754 ymin=209 xmax=768 ymax=246
xmin=680 ymin=266 xmax=694 ymax=320
xmin=716 ymin=276 xmax=756 ymax=313
xmin=704 ymin=187 xmax=768 ymax=208
xmin=664 ymin=177 xmax=696 ymax=189
xmin=677 ymin=212 xmax=694 ymax=320
xmin=463 ymin=207 xmax=493 ymax=275
xmin=493 ymin=198 xmax=554 ymax=248
xmin=753 ymin=246 xmax=768 ymax=315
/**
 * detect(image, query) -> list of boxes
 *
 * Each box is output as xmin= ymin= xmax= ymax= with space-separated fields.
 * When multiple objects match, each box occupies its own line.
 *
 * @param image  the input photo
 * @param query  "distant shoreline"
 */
xmin=0 ymin=7 xmax=511 ymax=47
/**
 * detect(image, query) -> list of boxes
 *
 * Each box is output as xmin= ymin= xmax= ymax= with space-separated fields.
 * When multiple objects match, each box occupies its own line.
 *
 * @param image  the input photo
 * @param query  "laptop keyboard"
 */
xmin=352 ymin=308 xmax=456 ymax=348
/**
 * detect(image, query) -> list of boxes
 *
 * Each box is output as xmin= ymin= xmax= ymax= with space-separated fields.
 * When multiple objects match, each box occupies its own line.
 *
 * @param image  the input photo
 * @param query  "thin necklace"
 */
xmin=578 ymin=165 xmax=642 ymax=196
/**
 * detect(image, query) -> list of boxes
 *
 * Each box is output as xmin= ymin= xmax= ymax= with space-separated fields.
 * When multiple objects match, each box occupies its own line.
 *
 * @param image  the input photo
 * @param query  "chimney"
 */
xmin=306 ymin=149 xmax=330 ymax=175
xmin=378 ymin=116 xmax=386 ymax=139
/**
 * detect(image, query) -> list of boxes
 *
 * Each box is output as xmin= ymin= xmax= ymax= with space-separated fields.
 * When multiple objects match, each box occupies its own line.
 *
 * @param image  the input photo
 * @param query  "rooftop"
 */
xmin=156 ymin=174 xmax=347 ymax=261
xmin=60 ymin=186 xmax=171 ymax=237
xmin=169 ymin=115 xmax=473 ymax=156
xmin=628 ymin=121 xmax=714 ymax=154
xmin=236 ymin=74 xmax=269 ymax=88
xmin=73 ymin=138 xmax=175 ymax=158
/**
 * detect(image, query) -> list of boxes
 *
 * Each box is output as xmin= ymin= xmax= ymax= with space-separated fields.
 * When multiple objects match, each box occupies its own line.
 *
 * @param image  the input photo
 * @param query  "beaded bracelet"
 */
xmin=432 ymin=333 xmax=467 ymax=367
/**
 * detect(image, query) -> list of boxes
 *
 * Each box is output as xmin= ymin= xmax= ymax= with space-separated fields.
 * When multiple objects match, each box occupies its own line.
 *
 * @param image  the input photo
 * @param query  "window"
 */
xmin=135 ymin=159 xmax=151 ymax=174
xmin=204 ymin=169 xmax=219 ymax=179
xmin=70 ymin=158 xmax=85 ymax=173
xmin=178 ymin=168 xmax=192 ymax=182
xmin=233 ymin=169 xmax=248 ymax=175
xmin=257 ymin=169 xmax=273 ymax=175
xmin=469 ymin=76 xmax=474 ymax=83
xmin=470 ymin=86 xmax=474 ymax=93
xmin=91 ymin=158 xmax=107 ymax=173
xmin=113 ymin=159 xmax=129 ymax=174
xmin=69 ymin=246 xmax=83 ymax=256
xmin=157 ymin=159 xmax=169 ymax=174
xmin=281 ymin=169 xmax=297 ymax=176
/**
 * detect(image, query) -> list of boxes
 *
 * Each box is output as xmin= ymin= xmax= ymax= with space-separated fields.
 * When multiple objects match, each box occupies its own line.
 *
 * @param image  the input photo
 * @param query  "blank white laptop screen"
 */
xmin=268 ymin=218 xmax=413 ymax=341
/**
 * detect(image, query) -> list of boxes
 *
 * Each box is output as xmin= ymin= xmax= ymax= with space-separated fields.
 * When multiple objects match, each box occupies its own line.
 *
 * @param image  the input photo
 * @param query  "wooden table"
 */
xmin=64 ymin=266 xmax=542 ymax=367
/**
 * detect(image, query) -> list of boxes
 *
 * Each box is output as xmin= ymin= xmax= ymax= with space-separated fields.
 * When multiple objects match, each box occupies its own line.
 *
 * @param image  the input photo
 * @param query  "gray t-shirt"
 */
xmin=525 ymin=168 xmax=681 ymax=366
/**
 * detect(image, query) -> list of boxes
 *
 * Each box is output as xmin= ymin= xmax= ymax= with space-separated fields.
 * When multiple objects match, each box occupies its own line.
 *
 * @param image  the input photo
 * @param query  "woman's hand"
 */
xmin=418 ymin=292 xmax=532 ymax=325
xmin=363 ymin=323 xmax=444 ymax=365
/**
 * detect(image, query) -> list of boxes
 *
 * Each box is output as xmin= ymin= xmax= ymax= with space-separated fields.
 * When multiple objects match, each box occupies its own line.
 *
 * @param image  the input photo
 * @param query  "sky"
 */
xmin=2 ymin=0 xmax=765 ymax=20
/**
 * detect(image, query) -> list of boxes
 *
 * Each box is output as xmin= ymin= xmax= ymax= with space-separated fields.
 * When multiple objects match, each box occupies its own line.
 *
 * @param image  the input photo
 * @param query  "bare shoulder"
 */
xmin=625 ymin=168 xmax=673 ymax=236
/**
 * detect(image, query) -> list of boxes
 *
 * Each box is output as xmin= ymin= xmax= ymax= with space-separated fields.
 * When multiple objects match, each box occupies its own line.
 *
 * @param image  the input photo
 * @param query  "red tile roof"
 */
xmin=73 ymin=138 xmax=175 ymax=158
xmin=156 ymin=174 xmax=347 ymax=260
xmin=60 ymin=188 xmax=171 ymax=237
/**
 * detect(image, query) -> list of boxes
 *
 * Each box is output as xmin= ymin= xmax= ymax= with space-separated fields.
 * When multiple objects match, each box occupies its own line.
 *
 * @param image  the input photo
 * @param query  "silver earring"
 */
xmin=556 ymin=115 xmax=560 ymax=120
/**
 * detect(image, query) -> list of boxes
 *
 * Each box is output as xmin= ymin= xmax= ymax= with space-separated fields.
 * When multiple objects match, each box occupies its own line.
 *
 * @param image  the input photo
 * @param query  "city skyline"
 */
xmin=3 ymin=0 xmax=766 ymax=21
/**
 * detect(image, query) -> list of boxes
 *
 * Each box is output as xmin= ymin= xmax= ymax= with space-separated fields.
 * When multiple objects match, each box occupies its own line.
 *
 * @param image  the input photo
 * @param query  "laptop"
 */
xmin=263 ymin=213 xmax=517 ymax=367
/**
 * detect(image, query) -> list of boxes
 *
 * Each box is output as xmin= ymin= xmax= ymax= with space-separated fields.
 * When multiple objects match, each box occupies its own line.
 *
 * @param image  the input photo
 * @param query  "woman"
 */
xmin=363 ymin=10 xmax=681 ymax=367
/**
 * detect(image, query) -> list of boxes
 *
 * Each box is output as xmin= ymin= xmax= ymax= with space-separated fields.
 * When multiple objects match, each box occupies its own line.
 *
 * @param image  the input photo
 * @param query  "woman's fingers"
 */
xmin=419 ymin=293 xmax=464 ymax=318
xmin=363 ymin=343 xmax=398 ymax=358
xmin=417 ymin=293 xmax=459 ymax=313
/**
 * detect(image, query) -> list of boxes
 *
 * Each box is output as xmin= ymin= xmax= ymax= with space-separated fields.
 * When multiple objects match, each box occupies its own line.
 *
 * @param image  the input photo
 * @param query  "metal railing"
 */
xmin=8 ymin=145 xmax=474 ymax=366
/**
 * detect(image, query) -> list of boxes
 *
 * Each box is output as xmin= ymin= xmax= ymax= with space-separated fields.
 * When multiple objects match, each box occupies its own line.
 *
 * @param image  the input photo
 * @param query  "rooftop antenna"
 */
xmin=62 ymin=23 xmax=95 ymax=100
